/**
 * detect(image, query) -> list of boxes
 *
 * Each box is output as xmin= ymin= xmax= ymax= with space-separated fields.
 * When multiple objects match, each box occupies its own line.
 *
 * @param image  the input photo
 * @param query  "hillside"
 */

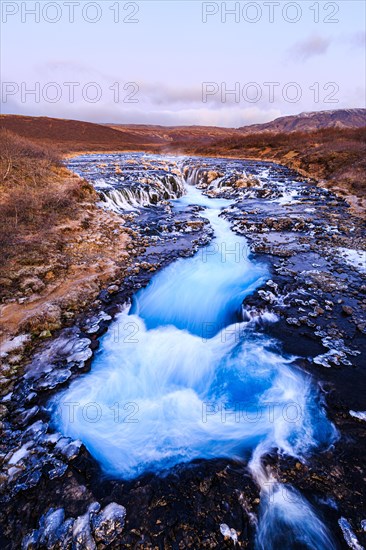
xmin=0 ymin=129 xmax=136 ymax=346
xmin=239 ymin=108 xmax=366 ymax=133
xmin=0 ymin=116 xmax=237 ymax=154
xmin=109 ymin=124 xmax=239 ymax=153
xmin=0 ymin=115 xmax=165 ymax=153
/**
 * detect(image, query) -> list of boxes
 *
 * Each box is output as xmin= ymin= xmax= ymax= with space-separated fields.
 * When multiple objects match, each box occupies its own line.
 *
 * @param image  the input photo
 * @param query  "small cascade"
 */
xmin=68 ymin=153 xmax=186 ymax=211
xmin=254 ymin=479 xmax=337 ymax=549
xmin=99 ymin=173 xmax=186 ymax=211
xmin=250 ymin=456 xmax=337 ymax=550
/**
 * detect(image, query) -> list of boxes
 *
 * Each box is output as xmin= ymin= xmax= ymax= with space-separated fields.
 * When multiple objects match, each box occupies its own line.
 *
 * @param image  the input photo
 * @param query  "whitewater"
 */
xmin=52 ymin=174 xmax=338 ymax=549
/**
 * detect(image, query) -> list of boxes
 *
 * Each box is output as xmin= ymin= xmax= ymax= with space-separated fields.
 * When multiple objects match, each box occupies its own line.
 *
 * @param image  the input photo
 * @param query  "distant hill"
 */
xmin=108 ymin=124 xmax=238 ymax=151
xmin=0 ymin=115 xmax=167 ymax=153
xmin=0 ymin=115 xmax=238 ymax=153
xmin=2 ymin=110 xmax=365 ymax=153
xmin=239 ymin=109 xmax=366 ymax=133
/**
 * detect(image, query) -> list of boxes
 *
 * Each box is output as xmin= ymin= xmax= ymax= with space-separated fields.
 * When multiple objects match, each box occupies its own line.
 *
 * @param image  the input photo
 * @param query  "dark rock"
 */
xmin=342 ymin=305 xmax=353 ymax=316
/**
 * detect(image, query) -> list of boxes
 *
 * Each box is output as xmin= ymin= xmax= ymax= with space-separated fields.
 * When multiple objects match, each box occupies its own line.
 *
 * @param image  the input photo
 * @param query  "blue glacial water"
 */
xmin=52 ymin=174 xmax=338 ymax=549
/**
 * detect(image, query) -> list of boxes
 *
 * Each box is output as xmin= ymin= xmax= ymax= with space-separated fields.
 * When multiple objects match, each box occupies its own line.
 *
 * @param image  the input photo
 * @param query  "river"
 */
xmin=52 ymin=162 xmax=338 ymax=549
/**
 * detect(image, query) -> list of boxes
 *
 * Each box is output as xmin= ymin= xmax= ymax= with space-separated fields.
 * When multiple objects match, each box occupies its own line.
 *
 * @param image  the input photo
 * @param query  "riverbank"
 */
xmin=0 ymin=132 xmax=143 ymax=398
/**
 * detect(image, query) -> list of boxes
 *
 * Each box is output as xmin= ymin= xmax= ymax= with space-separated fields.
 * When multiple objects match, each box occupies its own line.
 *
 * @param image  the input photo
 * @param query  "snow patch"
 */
xmin=337 ymin=248 xmax=366 ymax=273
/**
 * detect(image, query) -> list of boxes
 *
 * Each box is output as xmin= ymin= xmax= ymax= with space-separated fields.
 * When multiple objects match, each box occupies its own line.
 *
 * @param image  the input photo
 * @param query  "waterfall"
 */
xmin=68 ymin=153 xmax=186 ymax=211
xmin=57 ymin=154 xmax=339 ymax=547
xmin=98 ymin=174 xmax=186 ymax=211
xmin=254 ymin=480 xmax=337 ymax=549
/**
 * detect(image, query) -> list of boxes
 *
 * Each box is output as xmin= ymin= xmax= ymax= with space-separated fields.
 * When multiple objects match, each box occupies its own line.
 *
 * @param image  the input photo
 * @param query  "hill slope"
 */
xmin=239 ymin=108 xmax=366 ymax=133
xmin=0 ymin=115 xmax=237 ymax=153
xmin=0 ymin=115 xmax=166 ymax=152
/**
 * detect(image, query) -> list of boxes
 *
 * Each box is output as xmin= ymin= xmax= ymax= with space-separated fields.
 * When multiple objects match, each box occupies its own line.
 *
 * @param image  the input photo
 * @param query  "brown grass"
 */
xmin=0 ymin=130 xmax=131 ymax=349
xmin=0 ymin=129 xmax=95 ymax=263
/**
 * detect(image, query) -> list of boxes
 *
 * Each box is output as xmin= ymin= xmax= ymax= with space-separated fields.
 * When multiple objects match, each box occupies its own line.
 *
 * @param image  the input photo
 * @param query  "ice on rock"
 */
xmin=349 ymin=411 xmax=366 ymax=421
xmin=338 ymin=517 xmax=365 ymax=550
xmin=37 ymin=369 xmax=72 ymax=390
xmin=38 ymin=508 xmax=65 ymax=547
xmin=320 ymin=336 xmax=360 ymax=357
xmin=0 ymin=334 xmax=30 ymax=358
xmin=72 ymin=502 xmax=101 ymax=550
xmin=8 ymin=441 xmax=34 ymax=466
xmin=54 ymin=437 xmax=83 ymax=461
xmin=14 ymin=469 xmax=42 ymax=494
xmin=22 ymin=502 xmax=127 ymax=549
xmin=220 ymin=523 xmax=238 ymax=544
xmin=83 ymin=312 xmax=112 ymax=334
xmin=22 ymin=529 xmax=40 ymax=550
xmin=22 ymin=420 xmax=49 ymax=442
xmin=25 ymin=392 xmax=37 ymax=404
xmin=258 ymin=289 xmax=277 ymax=303
xmin=53 ymin=518 xmax=75 ymax=548
xmin=337 ymin=248 xmax=366 ymax=273
xmin=38 ymin=432 xmax=63 ymax=446
xmin=7 ymin=441 xmax=34 ymax=482
xmin=48 ymin=460 xmax=68 ymax=480
xmin=313 ymin=334 xmax=360 ymax=367
xmin=92 ymin=503 xmax=127 ymax=545
xmin=24 ymin=329 xmax=92 ymax=382
xmin=313 ymin=349 xmax=351 ymax=368
xmin=1 ymin=391 xmax=13 ymax=402
xmin=17 ymin=406 xmax=40 ymax=425
xmin=66 ymin=338 xmax=92 ymax=364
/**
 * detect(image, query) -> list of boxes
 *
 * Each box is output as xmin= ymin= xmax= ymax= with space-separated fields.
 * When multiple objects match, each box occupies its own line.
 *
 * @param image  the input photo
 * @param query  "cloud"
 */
xmin=343 ymin=30 xmax=366 ymax=49
xmin=288 ymin=30 xmax=364 ymax=64
xmin=0 ymin=87 xmax=283 ymax=127
xmin=291 ymin=35 xmax=332 ymax=61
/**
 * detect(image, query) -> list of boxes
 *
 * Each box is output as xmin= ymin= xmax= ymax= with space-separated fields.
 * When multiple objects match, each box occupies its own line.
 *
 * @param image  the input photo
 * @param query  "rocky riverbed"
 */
xmin=0 ymin=154 xmax=365 ymax=549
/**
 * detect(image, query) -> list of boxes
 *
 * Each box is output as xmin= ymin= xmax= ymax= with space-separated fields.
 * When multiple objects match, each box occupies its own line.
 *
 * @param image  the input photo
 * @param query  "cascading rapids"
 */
xmin=52 ymin=159 xmax=338 ymax=549
xmin=67 ymin=153 xmax=186 ymax=211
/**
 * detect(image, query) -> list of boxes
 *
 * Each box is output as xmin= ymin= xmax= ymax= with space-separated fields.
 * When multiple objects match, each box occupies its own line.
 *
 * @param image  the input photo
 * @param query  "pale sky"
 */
xmin=1 ymin=0 xmax=365 ymax=126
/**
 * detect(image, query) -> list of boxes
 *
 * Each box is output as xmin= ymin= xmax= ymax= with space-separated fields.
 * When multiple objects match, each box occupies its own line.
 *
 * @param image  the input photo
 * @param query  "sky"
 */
xmin=1 ymin=0 xmax=365 ymax=127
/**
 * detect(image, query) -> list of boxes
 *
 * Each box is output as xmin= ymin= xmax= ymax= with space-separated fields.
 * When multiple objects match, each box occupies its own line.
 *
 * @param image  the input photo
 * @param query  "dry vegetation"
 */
xmin=192 ymin=127 xmax=366 ymax=212
xmin=0 ymin=130 xmax=132 ymax=348
xmin=0 ymin=129 xmax=95 ymax=262
xmin=0 ymin=115 xmax=164 ymax=152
